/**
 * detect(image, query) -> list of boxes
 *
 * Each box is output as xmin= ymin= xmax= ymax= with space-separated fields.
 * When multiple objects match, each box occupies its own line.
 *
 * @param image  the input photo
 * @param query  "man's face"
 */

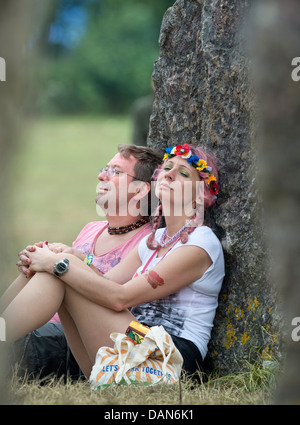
xmin=96 ymin=153 xmax=138 ymax=216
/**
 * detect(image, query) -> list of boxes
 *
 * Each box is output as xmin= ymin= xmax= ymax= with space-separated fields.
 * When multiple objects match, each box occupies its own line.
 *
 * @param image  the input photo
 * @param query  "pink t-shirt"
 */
xmin=50 ymin=221 xmax=152 ymax=323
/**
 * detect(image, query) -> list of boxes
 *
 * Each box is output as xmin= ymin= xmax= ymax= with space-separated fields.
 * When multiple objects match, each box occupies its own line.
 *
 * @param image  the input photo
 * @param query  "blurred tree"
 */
xmin=0 ymin=0 xmax=51 ymax=404
xmin=34 ymin=0 xmax=174 ymax=115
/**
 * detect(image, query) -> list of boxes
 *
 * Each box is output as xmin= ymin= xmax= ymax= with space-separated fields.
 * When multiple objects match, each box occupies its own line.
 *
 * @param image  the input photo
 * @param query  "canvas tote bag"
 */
xmin=89 ymin=325 xmax=183 ymax=388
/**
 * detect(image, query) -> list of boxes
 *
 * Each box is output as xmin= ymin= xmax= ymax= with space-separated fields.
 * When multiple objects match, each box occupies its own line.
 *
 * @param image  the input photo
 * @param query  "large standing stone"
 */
xmin=148 ymin=0 xmax=281 ymax=374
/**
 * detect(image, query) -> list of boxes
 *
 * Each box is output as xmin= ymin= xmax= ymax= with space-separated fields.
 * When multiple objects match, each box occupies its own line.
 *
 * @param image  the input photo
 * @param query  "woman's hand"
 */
xmin=17 ymin=241 xmax=86 ymax=278
xmin=25 ymin=243 xmax=57 ymax=274
xmin=47 ymin=243 xmax=85 ymax=260
xmin=17 ymin=244 xmax=39 ymax=278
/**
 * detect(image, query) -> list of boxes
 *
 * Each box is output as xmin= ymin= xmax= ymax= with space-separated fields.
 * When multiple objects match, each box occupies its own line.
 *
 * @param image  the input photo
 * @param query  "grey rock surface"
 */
xmin=148 ymin=0 xmax=282 ymax=374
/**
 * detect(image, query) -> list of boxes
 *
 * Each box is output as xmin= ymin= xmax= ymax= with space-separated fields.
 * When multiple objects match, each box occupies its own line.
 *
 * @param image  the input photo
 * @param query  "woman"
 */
xmin=1 ymin=144 xmax=224 ymax=378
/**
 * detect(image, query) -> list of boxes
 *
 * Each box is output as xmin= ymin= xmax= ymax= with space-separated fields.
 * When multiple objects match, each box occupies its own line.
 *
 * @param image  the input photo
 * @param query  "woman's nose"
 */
xmin=164 ymin=168 xmax=175 ymax=181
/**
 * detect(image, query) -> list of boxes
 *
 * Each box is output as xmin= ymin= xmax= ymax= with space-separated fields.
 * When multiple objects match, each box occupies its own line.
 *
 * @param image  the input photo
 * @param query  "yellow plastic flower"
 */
xmin=205 ymin=174 xmax=216 ymax=184
xmin=196 ymin=159 xmax=207 ymax=171
xmin=163 ymin=153 xmax=169 ymax=161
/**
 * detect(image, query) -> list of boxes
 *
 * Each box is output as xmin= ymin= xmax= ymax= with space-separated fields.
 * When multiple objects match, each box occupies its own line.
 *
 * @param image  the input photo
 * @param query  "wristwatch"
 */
xmin=53 ymin=258 xmax=69 ymax=276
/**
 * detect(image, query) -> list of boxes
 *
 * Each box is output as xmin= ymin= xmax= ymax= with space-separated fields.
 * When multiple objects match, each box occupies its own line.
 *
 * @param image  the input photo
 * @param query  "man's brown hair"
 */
xmin=118 ymin=144 xmax=162 ymax=183
xmin=118 ymin=144 xmax=162 ymax=216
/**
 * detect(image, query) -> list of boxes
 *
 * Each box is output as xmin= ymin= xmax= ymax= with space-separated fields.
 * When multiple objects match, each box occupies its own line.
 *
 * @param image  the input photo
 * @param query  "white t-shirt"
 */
xmin=131 ymin=226 xmax=225 ymax=359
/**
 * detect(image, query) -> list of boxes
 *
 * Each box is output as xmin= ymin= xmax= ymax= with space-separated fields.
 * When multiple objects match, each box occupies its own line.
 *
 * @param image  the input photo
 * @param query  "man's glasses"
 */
xmin=99 ymin=167 xmax=143 ymax=181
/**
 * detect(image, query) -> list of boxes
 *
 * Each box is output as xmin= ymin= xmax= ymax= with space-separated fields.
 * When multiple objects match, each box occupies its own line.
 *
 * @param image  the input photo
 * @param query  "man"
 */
xmin=6 ymin=144 xmax=162 ymax=380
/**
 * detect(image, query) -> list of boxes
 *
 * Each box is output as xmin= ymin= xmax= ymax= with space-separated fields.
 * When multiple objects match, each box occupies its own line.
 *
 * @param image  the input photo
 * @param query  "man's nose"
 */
xmin=97 ymin=169 xmax=108 ymax=181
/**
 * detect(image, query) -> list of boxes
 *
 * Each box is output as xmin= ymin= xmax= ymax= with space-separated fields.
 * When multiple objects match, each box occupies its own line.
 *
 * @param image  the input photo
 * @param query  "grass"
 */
xmin=9 ymin=359 xmax=278 ymax=405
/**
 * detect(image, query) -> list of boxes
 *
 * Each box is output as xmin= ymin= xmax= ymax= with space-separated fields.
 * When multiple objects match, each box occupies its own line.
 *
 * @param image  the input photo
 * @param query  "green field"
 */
xmin=9 ymin=115 xmax=131 ymax=276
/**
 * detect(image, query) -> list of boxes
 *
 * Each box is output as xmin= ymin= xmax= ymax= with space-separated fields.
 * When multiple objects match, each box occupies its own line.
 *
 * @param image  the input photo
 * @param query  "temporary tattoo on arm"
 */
xmin=143 ymin=270 xmax=165 ymax=289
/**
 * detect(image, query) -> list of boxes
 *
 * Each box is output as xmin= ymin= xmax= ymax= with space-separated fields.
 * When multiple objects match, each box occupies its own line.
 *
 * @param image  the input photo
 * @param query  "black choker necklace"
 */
xmin=108 ymin=217 xmax=150 ymax=235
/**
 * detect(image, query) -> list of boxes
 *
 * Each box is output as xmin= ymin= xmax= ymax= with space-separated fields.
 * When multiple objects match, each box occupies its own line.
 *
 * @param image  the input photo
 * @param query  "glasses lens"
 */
xmin=107 ymin=168 xmax=116 ymax=177
xmin=99 ymin=167 xmax=115 ymax=177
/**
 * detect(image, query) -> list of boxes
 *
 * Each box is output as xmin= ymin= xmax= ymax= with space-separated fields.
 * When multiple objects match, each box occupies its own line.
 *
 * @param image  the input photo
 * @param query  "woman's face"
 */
xmin=156 ymin=155 xmax=201 ymax=217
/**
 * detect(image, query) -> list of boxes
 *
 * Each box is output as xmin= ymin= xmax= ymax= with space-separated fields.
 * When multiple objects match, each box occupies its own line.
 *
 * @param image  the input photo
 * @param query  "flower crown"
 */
xmin=163 ymin=143 xmax=219 ymax=197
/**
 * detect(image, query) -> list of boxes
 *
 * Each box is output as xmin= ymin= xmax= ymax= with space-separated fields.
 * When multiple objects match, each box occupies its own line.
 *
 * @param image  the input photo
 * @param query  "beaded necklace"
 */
xmin=159 ymin=219 xmax=193 ymax=247
xmin=108 ymin=217 xmax=149 ymax=235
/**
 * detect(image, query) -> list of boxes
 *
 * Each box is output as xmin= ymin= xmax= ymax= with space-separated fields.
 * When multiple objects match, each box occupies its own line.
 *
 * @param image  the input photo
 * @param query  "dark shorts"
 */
xmin=170 ymin=334 xmax=203 ymax=377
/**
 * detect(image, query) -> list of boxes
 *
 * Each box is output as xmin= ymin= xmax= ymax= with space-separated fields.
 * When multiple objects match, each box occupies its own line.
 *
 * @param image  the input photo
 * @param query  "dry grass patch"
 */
xmin=9 ymin=361 xmax=278 ymax=405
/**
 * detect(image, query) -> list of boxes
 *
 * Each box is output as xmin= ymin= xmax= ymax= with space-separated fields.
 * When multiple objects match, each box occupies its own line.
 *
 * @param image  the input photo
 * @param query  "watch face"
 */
xmin=57 ymin=262 xmax=67 ymax=272
xmin=54 ymin=259 xmax=69 ymax=275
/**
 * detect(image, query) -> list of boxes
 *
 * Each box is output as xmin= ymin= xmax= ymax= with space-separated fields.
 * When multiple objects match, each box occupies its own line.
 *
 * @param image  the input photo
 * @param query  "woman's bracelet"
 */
xmin=83 ymin=253 xmax=93 ymax=266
